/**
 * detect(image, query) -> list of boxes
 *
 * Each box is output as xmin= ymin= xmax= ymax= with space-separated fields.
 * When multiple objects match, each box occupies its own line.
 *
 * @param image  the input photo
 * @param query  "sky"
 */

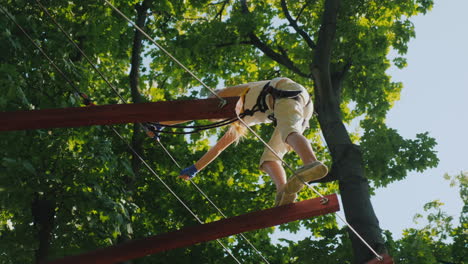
xmin=371 ymin=0 xmax=467 ymax=238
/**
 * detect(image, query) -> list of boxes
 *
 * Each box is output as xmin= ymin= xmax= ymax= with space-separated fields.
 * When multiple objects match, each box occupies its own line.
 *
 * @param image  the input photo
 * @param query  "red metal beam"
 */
xmin=47 ymin=194 xmax=339 ymax=264
xmin=0 ymin=97 xmax=239 ymax=131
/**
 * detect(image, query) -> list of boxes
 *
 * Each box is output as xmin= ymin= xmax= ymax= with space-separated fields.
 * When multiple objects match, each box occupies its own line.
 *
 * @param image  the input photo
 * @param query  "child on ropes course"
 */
xmin=178 ymin=77 xmax=328 ymax=206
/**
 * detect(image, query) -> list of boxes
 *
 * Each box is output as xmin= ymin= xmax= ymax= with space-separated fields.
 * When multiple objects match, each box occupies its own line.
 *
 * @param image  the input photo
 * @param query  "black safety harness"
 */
xmin=242 ymin=81 xmax=303 ymax=125
xmin=145 ymin=81 xmax=305 ymax=135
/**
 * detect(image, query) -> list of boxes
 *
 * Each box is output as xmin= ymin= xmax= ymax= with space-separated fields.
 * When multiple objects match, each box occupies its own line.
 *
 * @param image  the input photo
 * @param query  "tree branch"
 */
xmin=280 ymin=0 xmax=316 ymax=50
xmin=129 ymin=0 xmax=150 ymax=104
xmin=240 ymin=0 xmax=249 ymax=13
xmin=248 ymin=33 xmax=310 ymax=78
xmin=339 ymin=61 xmax=352 ymax=80
xmin=208 ymin=0 xmax=227 ymax=4
xmin=215 ymin=40 xmax=253 ymax=48
xmin=129 ymin=0 xmax=151 ymax=187
xmin=239 ymin=0 xmax=311 ymax=78
xmin=296 ymin=0 xmax=313 ymax=21
xmin=312 ymin=0 xmax=339 ymax=71
xmin=213 ymin=0 xmax=229 ymax=20
xmin=311 ymin=0 xmax=340 ymax=103
xmin=331 ymin=60 xmax=352 ymax=97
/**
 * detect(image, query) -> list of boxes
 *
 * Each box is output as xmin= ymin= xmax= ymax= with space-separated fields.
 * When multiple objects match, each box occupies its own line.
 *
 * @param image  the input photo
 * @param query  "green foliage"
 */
xmin=391 ymin=172 xmax=467 ymax=264
xmin=360 ymin=120 xmax=439 ymax=187
xmin=0 ymin=0 xmax=449 ymax=263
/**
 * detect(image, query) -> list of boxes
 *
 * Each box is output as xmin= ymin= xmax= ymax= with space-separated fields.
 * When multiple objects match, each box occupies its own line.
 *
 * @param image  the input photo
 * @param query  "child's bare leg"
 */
xmin=262 ymin=160 xmax=298 ymax=206
xmin=261 ymin=161 xmax=287 ymax=192
xmin=284 ymin=132 xmax=327 ymax=194
xmin=285 ymin=132 xmax=317 ymax=165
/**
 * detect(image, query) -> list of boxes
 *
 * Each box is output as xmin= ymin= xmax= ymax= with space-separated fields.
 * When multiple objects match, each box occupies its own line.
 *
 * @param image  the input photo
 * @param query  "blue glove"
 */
xmin=179 ymin=165 xmax=198 ymax=179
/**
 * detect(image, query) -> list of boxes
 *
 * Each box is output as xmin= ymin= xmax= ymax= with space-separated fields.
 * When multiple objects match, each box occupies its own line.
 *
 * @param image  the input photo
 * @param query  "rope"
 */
xmin=11 ymin=1 xmax=383 ymax=261
xmin=35 ymin=0 xmax=128 ymax=104
xmin=102 ymin=0 xmax=227 ymax=106
xmin=101 ymin=0 xmax=386 ymax=259
xmin=74 ymin=1 xmax=381 ymax=260
xmin=334 ymin=214 xmax=384 ymax=261
xmin=235 ymin=115 xmax=325 ymax=199
xmin=111 ymin=127 xmax=242 ymax=264
xmin=155 ymin=138 xmax=271 ymax=264
xmin=32 ymin=0 xmax=149 ymax=122
xmin=235 ymin=114 xmax=383 ymax=261
xmin=145 ymin=118 xmax=238 ymax=135
xmin=8 ymin=5 xmax=241 ymax=263
xmin=150 ymin=118 xmax=238 ymax=129
xmin=86 ymin=2 xmax=270 ymax=259
xmin=148 ymin=111 xmax=254 ymax=132
xmin=36 ymin=0 xmax=237 ymax=136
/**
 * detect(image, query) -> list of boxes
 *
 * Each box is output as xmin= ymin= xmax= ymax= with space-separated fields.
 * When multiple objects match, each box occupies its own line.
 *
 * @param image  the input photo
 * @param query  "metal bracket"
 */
xmin=320 ymin=197 xmax=329 ymax=205
xmin=218 ymin=98 xmax=228 ymax=108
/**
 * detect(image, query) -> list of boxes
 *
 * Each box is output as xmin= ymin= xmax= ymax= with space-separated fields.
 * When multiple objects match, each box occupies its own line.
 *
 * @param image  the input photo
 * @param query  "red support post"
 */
xmin=0 ymin=97 xmax=239 ymax=131
xmin=47 ymin=194 xmax=339 ymax=264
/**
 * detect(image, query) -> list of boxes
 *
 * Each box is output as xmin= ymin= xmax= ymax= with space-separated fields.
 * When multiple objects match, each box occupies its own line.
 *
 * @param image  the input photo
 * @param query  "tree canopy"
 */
xmin=1 ymin=0 xmax=461 ymax=263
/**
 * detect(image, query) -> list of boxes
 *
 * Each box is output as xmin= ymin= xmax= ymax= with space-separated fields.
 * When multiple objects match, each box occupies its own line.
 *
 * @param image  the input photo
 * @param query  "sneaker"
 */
xmin=274 ymin=191 xmax=297 ymax=207
xmin=284 ymin=161 xmax=328 ymax=194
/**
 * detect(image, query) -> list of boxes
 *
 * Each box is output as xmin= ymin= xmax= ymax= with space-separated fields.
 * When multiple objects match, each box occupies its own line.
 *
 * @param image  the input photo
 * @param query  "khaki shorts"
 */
xmin=259 ymin=91 xmax=313 ymax=168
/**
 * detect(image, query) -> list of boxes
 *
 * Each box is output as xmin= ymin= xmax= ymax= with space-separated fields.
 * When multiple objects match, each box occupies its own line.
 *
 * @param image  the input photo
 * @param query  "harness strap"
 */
xmin=241 ymin=81 xmax=303 ymax=125
xmin=258 ymin=81 xmax=273 ymax=113
xmin=270 ymin=88 xmax=302 ymax=99
xmin=241 ymin=82 xmax=271 ymax=116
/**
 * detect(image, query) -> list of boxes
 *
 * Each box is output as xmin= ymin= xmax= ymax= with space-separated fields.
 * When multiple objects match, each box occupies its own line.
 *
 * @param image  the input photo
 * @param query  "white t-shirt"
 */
xmin=241 ymin=81 xmax=272 ymax=126
xmin=241 ymin=79 xmax=307 ymax=126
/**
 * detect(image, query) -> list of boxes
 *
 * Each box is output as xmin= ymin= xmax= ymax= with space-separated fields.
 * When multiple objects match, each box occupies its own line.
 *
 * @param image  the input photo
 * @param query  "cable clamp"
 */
xmin=218 ymin=98 xmax=227 ymax=108
xmin=320 ymin=197 xmax=329 ymax=205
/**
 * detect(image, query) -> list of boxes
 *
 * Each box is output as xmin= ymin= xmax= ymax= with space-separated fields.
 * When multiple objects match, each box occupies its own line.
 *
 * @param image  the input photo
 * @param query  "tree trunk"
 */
xmin=312 ymin=0 xmax=387 ymax=263
xmin=118 ymin=1 xmax=151 ymax=263
xmin=128 ymin=0 xmax=151 ymax=184
xmin=32 ymin=194 xmax=56 ymax=264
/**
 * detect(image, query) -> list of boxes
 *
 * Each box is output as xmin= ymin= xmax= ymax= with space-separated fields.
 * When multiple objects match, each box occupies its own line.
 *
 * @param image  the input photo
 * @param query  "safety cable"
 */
xmin=147 ymin=110 xmax=250 ymax=131
xmin=33 ymin=2 xmax=253 ymax=261
xmin=149 ymin=118 xmax=238 ymax=129
xmin=99 ymin=0 xmax=384 ymax=260
xmin=155 ymin=138 xmax=271 ymax=264
xmin=8 ymin=2 xmax=383 ymax=262
xmin=142 ymin=110 xmax=258 ymax=135
xmin=37 ymin=0 xmax=237 ymax=137
xmin=235 ymin=116 xmax=326 ymax=199
xmin=34 ymin=2 xmax=271 ymax=261
xmin=88 ymin=0 xmax=269 ymax=258
xmin=4 ymin=6 xmax=241 ymax=263
xmin=35 ymin=0 xmax=127 ymax=104
xmin=111 ymin=127 xmax=242 ymax=264
xmin=102 ymin=0 xmax=227 ymax=106
xmin=145 ymin=118 xmax=239 ymax=135
xmin=0 ymin=6 xmax=81 ymax=96
xmin=82 ymin=1 xmax=382 ymax=261
xmin=235 ymin=114 xmax=384 ymax=261
xmin=61 ymin=1 xmax=270 ymax=260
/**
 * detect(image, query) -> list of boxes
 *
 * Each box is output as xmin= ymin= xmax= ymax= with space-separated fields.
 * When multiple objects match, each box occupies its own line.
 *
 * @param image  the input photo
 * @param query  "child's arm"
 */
xmin=179 ymin=126 xmax=241 ymax=180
